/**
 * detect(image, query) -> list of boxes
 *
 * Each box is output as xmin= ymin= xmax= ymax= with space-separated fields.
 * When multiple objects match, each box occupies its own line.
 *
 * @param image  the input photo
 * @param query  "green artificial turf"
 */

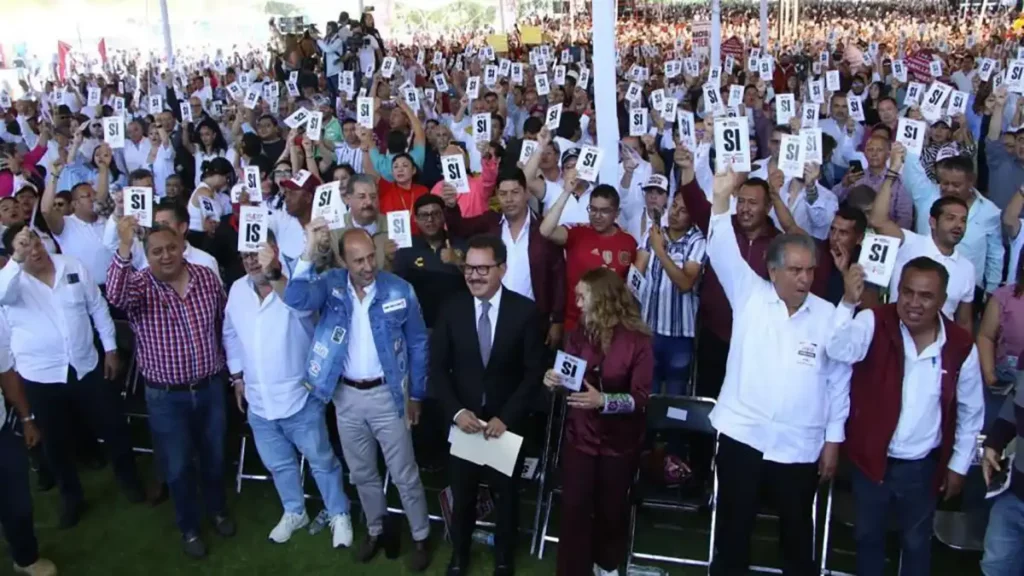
xmin=14 ymin=453 xmax=984 ymax=576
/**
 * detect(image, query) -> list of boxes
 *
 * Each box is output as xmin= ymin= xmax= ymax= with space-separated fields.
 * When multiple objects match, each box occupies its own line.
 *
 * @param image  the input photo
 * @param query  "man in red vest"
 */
xmin=826 ymin=256 xmax=984 ymax=576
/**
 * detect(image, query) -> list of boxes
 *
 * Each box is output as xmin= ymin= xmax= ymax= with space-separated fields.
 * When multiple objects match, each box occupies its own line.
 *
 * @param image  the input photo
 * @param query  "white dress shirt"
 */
xmin=770 ymin=180 xmax=839 ymax=240
xmin=500 ymin=215 xmax=534 ymax=300
xmin=223 ymin=275 xmax=313 ymax=421
xmin=706 ymin=213 xmax=852 ymax=463
xmin=819 ymin=117 xmax=863 ymax=168
xmin=0 ymin=255 xmax=116 ymax=383
xmin=343 ymin=278 xmax=384 ymax=380
xmin=52 ymin=214 xmax=114 ymax=286
xmin=122 ymin=137 xmax=153 ymax=174
xmin=147 ymin=142 xmax=175 ymax=197
xmin=0 ymin=317 xmax=11 ymax=428
xmin=1006 ymin=219 xmax=1024 ymax=285
xmin=825 ymin=305 xmax=985 ymax=474
xmin=890 ymin=230 xmax=975 ymax=320
xmin=542 ymin=181 xmax=591 ymax=226
xmin=268 ymin=210 xmax=307 ymax=274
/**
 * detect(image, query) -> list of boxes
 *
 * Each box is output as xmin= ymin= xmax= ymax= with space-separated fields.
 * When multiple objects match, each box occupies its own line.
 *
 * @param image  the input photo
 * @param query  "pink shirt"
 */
xmin=992 ymin=284 xmax=1024 ymax=364
xmin=429 ymin=157 xmax=498 ymax=219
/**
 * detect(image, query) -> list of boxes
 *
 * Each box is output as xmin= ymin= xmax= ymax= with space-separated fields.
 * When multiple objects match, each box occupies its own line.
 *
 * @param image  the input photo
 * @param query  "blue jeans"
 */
xmin=652 ymin=334 xmax=692 ymax=396
xmin=248 ymin=397 xmax=350 ymax=517
xmin=851 ymin=454 xmax=938 ymax=576
xmin=145 ymin=379 xmax=227 ymax=535
xmin=0 ymin=425 xmax=38 ymax=568
xmin=982 ymin=491 xmax=1024 ymax=575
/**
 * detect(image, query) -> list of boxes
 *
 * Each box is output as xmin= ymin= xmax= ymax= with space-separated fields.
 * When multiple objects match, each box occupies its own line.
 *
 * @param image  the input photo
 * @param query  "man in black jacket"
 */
xmin=429 ymin=234 xmax=545 ymax=576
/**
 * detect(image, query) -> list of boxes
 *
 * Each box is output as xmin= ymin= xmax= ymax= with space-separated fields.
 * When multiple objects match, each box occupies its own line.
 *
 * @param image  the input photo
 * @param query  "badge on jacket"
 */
xmin=332 ymin=327 xmax=346 ymax=344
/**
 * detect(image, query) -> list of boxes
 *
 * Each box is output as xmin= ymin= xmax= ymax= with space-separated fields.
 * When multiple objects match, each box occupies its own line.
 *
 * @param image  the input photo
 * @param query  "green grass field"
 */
xmin=14 ymin=451 xmax=985 ymax=576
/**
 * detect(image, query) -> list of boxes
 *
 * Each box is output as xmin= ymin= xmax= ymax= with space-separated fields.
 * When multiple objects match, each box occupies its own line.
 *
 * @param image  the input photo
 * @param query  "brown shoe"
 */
xmin=408 ymin=538 xmax=432 ymax=572
xmin=13 ymin=558 xmax=57 ymax=576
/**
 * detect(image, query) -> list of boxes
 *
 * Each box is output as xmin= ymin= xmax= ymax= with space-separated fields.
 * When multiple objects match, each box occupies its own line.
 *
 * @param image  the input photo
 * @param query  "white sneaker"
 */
xmin=268 ymin=512 xmax=309 ymax=543
xmin=330 ymin=514 xmax=354 ymax=548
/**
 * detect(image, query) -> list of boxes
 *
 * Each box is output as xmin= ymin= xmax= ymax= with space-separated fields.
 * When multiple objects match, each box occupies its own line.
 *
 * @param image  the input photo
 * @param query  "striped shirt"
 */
xmin=642 ymin=226 xmax=706 ymax=338
xmin=106 ymin=254 xmax=226 ymax=385
xmin=335 ymin=142 xmax=364 ymax=173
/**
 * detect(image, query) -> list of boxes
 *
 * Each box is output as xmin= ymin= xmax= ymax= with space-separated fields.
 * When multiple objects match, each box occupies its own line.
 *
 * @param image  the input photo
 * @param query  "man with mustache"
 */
xmin=871 ymin=150 xmax=977 ymax=332
xmin=342 ymin=174 xmax=395 ymax=271
xmin=827 ymin=258 xmax=983 ymax=576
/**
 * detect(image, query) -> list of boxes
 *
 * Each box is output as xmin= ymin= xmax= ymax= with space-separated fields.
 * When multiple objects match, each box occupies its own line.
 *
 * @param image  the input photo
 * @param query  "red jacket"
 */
xmin=844 ymin=304 xmax=974 ymax=492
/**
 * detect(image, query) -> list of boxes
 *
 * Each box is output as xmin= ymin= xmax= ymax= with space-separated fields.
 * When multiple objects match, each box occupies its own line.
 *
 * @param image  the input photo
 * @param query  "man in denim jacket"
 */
xmin=283 ymin=223 xmax=433 ymax=572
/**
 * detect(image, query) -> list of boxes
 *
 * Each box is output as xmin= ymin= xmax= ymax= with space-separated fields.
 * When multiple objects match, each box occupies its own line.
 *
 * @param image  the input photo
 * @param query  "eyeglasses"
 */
xmin=415 ymin=210 xmax=443 ymax=220
xmin=587 ymin=206 xmax=616 ymax=216
xmin=463 ymin=263 xmax=503 ymax=276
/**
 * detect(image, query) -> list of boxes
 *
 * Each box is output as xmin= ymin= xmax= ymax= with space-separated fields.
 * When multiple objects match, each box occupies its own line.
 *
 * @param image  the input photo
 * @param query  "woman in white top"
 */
xmin=187 ymin=157 xmax=234 ymax=232
xmin=182 ymin=117 xmax=237 ymax=187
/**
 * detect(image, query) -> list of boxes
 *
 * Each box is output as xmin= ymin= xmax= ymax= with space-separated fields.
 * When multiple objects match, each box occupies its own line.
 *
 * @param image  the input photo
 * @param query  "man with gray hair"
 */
xmin=705 ymin=170 xmax=852 ymax=575
xmin=342 ymin=174 xmax=394 ymax=270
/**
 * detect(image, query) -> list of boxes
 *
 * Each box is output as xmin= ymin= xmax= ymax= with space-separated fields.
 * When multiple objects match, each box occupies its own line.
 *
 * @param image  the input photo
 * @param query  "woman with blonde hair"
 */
xmin=543 ymin=267 xmax=654 ymax=576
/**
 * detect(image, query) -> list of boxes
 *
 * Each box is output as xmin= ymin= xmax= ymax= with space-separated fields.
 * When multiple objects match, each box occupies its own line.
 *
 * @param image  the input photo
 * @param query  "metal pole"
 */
xmin=592 ymin=0 xmax=619 ymax=186
xmin=500 ymin=0 xmax=507 ymax=33
xmin=759 ymin=0 xmax=768 ymax=50
xmin=710 ymin=0 xmax=721 ymax=66
xmin=159 ymin=0 xmax=174 ymax=67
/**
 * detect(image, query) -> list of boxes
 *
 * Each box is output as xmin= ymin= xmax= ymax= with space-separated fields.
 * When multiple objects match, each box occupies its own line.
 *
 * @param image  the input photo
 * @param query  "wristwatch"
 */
xmin=266 ymin=267 xmax=283 ymax=281
xmin=20 ymin=414 xmax=35 ymax=423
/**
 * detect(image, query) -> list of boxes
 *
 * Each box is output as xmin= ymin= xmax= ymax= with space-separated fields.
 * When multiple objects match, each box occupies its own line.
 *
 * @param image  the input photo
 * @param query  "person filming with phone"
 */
xmin=832 ymin=135 xmax=914 ymax=230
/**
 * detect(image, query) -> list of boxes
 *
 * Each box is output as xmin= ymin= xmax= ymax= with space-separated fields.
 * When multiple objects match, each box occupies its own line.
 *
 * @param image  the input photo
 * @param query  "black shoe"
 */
xmin=445 ymin=554 xmax=469 ymax=576
xmin=355 ymin=534 xmax=382 ymax=563
xmin=408 ymin=538 xmax=432 ymax=572
xmin=57 ymin=501 xmax=82 ymax=529
xmin=212 ymin=514 xmax=236 ymax=538
xmin=182 ymin=532 xmax=207 ymax=559
xmin=493 ymin=563 xmax=515 ymax=576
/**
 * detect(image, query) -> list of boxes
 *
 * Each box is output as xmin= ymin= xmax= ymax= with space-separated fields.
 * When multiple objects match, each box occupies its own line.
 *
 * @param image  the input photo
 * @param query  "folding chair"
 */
xmin=534 ymin=393 xmax=568 ymax=559
xmin=934 ymin=434 xmax=988 ymax=552
xmin=115 ymin=320 xmax=153 ymax=455
xmin=628 ymin=394 xmax=718 ymax=572
xmin=819 ymin=458 xmax=904 ymax=575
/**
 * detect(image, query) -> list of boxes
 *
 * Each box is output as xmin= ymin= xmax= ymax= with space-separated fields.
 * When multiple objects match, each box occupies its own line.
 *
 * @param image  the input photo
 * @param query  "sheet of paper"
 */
xmin=123 ymin=186 xmax=153 ymax=227
xmin=449 ymin=425 xmax=524 ymax=477
xmin=312 ymin=181 xmax=345 ymax=230
xmin=441 ymin=154 xmax=471 ymax=194
xmin=576 ymin=145 xmax=604 ymax=182
xmin=779 ymin=134 xmax=805 ymax=179
xmin=356 ymin=97 xmax=374 ymax=129
xmin=284 ymin=108 xmax=311 ymax=129
xmin=896 ymin=118 xmax=926 ymax=156
xmin=103 ymin=116 xmax=125 ymax=148
xmin=713 ymin=117 xmax=750 ymax=173
xmin=387 ymin=210 xmax=412 ymax=248
xmin=237 ymin=206 xmax=268 ymax=253
xmin=626 ymin=264 xmax=648 ymax=302
xmin=545 ymin=103 xmax=563 ymax=131
xmin=628 ymin=108 xmax=648 ymax=137
xmin=857 ymin=233 xmax=900 ymax=286
xmin=553 ymin=351 xmax=587 ymax=392
xmin=472 ymin=113 xmax=491 ymax=143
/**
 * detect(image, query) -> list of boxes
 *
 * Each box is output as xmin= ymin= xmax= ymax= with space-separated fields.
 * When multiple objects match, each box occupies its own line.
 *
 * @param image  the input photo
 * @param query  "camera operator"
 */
xmin=316 ymin=18 xmax=351 ymax=100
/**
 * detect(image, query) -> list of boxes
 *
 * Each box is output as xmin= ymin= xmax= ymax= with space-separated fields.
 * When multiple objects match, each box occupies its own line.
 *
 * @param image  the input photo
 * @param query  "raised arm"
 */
xmin=824 ymin=265 xmax=877 ymax=363
xmin=40 ymin=159 xmax=66 ymax=236
xmin=1003 ymin=185 xmax=1024 ymax=240
xmin=281 ymin=220 xmax=333 ymax=312
xmin=105 ymin=217 xmax=146 ymax=315
xmin=869 ymin=144 xmax=907 ymax=242
xmin=522 ymin=127 xmax=551 ymax=199
xmin=706 ymin=170 xmax=759 ymax=305
xmin=538 ymin=171 xmax=575 ymax=246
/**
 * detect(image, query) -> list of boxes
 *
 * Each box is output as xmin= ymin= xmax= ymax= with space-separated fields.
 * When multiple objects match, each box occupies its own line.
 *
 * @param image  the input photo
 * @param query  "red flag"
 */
xmin=57 ymin=41 xmax=72 ymax=82
xmin=98 ymin=38 xmax=107 ymax=64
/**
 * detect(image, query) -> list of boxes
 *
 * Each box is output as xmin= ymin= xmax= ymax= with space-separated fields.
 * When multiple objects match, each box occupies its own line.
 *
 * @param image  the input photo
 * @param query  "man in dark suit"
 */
xmin=441 ymin=168 xmax=566 ymax=350
xmin=429 ymin=234 xmax=546 ymax=576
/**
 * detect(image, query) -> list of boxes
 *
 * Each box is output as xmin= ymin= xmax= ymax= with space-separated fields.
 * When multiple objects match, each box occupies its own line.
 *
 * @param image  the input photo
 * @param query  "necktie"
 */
xmin=478 ymin=300 xmax=492 ymax=367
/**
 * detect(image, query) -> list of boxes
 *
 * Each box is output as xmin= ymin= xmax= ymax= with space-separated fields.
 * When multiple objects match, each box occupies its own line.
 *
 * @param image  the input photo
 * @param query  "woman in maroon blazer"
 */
xmin=543 ymin=267 xmax=654 ymax=576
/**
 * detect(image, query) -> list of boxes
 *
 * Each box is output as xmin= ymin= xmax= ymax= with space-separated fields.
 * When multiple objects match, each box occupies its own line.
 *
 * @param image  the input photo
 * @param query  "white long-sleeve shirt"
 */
xmin=819 ymin=117 xmax=863 ymax=168
xmin=706 ymin=212 xmax=852 ymax=464
xmin=771 ymin=180 xmax=839 ymax=240
xmin=0 ymin=255 xmax=116 ymax=383
xmin=825 ymin=305 xmax=985 ymax=475
xmin=223 ymin=275 xmax=313 ymax=421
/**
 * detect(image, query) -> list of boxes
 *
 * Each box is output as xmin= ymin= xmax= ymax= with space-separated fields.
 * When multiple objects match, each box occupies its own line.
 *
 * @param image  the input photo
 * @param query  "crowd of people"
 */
xmin=1 ymin=1 xmax=1023 ymax=576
